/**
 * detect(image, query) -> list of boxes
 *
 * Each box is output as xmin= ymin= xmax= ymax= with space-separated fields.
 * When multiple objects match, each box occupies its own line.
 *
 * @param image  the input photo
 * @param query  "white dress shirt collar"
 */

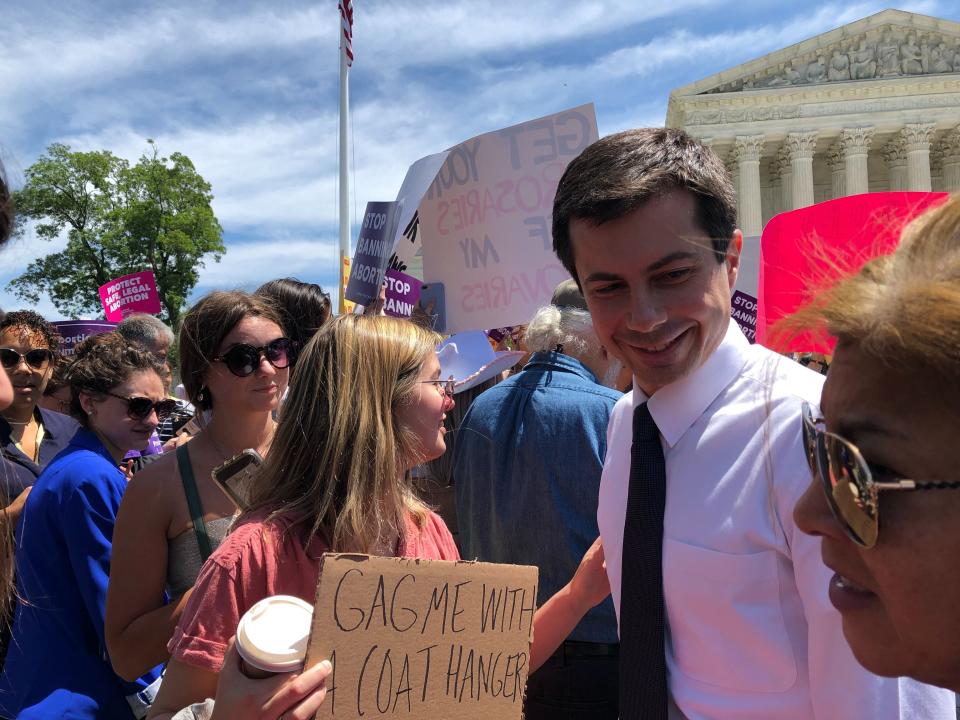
xmin=631 ymin=319 xmax=750 ymax=448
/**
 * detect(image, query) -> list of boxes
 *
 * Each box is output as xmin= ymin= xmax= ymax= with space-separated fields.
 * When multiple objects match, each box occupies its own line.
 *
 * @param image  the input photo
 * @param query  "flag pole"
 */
xmin=337 ymin=1 xmax=353 ymax=313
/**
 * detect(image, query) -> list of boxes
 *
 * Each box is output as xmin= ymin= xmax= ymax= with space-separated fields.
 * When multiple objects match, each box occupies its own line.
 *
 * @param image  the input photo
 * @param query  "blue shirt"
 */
xmin=0 ymin=428 xmax=163 ymax=719
xmin=453 ymin=351 xmax=622 ymax=643
xmin=1 ymin=407 xmax=79 ymax=496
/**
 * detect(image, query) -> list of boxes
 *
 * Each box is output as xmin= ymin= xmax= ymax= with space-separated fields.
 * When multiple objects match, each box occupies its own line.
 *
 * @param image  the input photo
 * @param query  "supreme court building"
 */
xmin=667 ymin=9 xmax=960 ymax=235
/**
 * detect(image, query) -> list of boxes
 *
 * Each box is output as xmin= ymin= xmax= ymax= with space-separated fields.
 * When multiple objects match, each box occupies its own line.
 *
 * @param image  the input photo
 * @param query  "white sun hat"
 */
xmin=436 ymin=330 xmax=525 ymax=394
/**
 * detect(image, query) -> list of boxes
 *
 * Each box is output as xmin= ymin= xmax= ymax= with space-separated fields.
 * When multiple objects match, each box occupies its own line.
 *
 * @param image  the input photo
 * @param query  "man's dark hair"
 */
xmin=552 ymin=128 xmax=738 ymax=282
xmin=0 ymin=310 xmax=61 ymax=354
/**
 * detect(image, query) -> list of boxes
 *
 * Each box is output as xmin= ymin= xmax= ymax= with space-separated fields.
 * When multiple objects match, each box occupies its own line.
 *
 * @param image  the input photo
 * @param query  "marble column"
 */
xmin=938 ymin=128 xmax=960 ymax=193
xmin=785 ymin=131 xmax=818 ymax=209
xmin=901 ymin=123 xmax=936 ymax=191
xmin=884 ymin=138 xmax=908 ymax=191
xmin=827 ymin=147 xmax=845 ymax=199
xmin=733 ymin=134 xmax=765 ymax=236
xmin=839 ymin=127 xmax=874 ymax=196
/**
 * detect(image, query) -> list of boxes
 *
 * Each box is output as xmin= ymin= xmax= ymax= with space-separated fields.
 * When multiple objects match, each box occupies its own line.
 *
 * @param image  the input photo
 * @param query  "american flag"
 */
xmin=339 ymin=0 xmax=354 ymax=67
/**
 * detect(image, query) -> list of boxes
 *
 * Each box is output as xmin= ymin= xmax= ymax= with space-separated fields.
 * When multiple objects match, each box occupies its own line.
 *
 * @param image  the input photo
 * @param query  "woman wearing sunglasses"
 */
xmin=0 ymin=332 xmax=169 ymax=718
xmin=791 ymin=194 xmax=960 ymax=692
xmin=106 ymin=291 xmax=289 ymax=683
xmin=0 ymin=311 xmax=79 ymax=525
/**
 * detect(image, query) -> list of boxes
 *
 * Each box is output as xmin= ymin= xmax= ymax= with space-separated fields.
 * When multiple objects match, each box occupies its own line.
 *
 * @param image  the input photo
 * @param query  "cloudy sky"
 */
xmin=1 ymin=0 xmax=956 ymax=318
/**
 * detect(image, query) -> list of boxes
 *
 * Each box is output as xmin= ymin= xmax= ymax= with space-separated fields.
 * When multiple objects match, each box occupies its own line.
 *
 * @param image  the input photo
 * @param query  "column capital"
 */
xmin=732 ymin=134 xmax=765 ymax=163
xmin=937 ymin=126 xmax=960 ymax=162
xmin=900 ymin=123 xmax=936 ymax=151
xmin=838 ymin=127 xmax=874 ymax=156
xmin=883 ymin=137 xmax=907 ymax=165
xmin=784 ymin=131 xmax=818 ymax=160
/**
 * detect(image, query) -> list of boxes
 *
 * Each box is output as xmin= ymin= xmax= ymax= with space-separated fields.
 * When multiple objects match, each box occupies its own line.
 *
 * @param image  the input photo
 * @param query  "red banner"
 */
xmin=756 ymin=192 xmax=948 ymax=352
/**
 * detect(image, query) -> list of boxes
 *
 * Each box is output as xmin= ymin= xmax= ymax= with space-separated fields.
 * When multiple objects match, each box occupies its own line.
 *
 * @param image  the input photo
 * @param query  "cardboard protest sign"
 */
xmin=756 ymin=192 xmax=948 ymax=352
xmin=419 ymin=104 xmax=598 ymax=333
xmin=51 ymin=320 xmax=118 ymax=357
xmin=383 ymin=269 xmax=422 ymax=318
xmin=98 ymin=271 xmax=162 ymax=321
xmin=345 ymin=202 xmax=401 ymax=306
xmin=305 ymin=554 xmax=538 ymax=719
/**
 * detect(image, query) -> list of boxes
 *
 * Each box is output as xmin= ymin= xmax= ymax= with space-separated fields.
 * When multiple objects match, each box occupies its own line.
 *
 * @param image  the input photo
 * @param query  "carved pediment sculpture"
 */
xmin=697 ymin=15 xmax=960 ymax=95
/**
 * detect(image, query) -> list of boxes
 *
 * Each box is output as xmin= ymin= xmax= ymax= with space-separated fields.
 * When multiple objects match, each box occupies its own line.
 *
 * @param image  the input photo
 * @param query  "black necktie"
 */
xmin=620 ymin=402 xmax=668 ymax=719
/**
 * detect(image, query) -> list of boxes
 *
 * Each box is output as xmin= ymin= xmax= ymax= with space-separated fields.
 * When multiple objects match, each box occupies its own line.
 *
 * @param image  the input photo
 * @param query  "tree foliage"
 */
xmin=8 ymin=141 xmax=224 ymax=328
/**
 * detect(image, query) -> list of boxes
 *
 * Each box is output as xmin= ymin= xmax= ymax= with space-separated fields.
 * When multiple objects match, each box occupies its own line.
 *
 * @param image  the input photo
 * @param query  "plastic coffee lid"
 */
xmin=235 ymin=595 xmax=314 ymax=673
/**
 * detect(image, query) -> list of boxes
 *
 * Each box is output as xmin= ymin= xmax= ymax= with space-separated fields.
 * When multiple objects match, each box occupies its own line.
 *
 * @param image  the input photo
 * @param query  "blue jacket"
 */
xmin=0 ymin=428 xmax=162 ymax=719
xmin=453 ymin=351 xmax=622 ymax=643
xmin=1 ymin=407 xmax=78 ymax=497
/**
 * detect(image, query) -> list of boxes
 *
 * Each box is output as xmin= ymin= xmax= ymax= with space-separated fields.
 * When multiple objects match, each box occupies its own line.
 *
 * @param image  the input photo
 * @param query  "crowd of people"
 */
xmin=0 ymin=129 xmax=959 ymax=720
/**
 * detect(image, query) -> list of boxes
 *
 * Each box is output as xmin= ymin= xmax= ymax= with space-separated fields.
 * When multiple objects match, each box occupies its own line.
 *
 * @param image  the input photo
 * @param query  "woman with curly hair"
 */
xmin=1 ymin=311 xmax=78 ymax=515
xmin=0 ymin=332 xmax=177 ymax=718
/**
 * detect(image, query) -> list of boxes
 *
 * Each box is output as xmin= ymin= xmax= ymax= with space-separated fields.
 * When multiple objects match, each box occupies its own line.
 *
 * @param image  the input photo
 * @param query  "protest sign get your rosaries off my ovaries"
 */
xmin=418 ymin=104 xmax=598 ymax=334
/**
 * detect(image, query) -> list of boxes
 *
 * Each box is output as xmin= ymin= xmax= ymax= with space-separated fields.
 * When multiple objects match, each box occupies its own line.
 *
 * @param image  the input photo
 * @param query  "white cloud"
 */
xmin=195 ymin=238 xmax=339 ymax=289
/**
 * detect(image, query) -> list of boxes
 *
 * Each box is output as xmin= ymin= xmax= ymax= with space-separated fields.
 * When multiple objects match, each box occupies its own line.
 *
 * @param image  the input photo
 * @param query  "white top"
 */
xmin=598 ymin=320 xmax=953 ymax=720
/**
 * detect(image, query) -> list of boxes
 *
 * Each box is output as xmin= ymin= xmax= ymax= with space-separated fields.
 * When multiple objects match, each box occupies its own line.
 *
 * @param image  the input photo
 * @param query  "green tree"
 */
xmin=8 ymin=141 xmax=224 ymax=328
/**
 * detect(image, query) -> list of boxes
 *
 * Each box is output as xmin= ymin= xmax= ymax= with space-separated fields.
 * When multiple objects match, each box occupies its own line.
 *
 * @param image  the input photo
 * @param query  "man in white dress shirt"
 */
xmin=550 ymin=128 xmax=954 ymax=719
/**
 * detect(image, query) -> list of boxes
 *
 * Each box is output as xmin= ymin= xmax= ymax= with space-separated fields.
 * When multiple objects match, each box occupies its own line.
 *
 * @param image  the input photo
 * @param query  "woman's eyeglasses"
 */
xmin=420 ymin=377 xmax=456 ymax=397
xmin=801 ymin=401 xmax=960 ymax=548
xmin=1 ymin=348 xmax=53 ymax=370
xmin=103 ymin=391 xmax=179 ymax=422
xmin=213 ymin=338 xmax=292 ymax=378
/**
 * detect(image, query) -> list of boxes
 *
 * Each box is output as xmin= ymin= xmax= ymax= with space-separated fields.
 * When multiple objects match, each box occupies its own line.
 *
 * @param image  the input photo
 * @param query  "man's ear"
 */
xmin=725 ymin=230 xmax=743 ymax=290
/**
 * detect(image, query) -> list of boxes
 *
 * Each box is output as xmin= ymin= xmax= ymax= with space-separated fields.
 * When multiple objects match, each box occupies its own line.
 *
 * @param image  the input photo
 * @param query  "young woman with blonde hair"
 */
xmin=148 ymin=313 xmax=460 ymax=718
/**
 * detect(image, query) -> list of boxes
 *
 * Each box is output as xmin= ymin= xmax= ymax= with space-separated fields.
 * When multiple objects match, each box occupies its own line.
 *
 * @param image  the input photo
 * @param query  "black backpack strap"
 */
xmin=176 ymin=443 xmax=213 ymax=562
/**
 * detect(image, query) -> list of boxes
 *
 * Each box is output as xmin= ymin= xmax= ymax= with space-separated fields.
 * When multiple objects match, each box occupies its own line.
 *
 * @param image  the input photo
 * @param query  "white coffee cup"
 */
xmin=235 ymin=595 xmax=314 ymax=678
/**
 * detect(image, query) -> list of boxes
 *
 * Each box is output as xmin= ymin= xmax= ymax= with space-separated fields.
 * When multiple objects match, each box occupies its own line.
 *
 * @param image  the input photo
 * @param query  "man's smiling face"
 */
xmin=571 ymin=189 xmax=741 ymax=396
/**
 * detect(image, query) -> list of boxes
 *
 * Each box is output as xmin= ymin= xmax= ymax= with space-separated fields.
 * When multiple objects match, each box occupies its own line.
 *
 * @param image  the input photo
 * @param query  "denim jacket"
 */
xmin=453 ymin=351 xmax=622 ymax=643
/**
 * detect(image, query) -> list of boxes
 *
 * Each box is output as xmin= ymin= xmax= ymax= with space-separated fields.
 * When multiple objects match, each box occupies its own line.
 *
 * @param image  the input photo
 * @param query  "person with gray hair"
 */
xmin=453 ymin=288 xmax=623 ymax=719
xmin=116 ymin=314 xmax=175 ymax=390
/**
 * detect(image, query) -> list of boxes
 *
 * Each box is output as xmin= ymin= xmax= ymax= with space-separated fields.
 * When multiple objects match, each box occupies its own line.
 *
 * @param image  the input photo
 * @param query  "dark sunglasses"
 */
xmin=104 ymin=391 xmax=179 ymax=422
xmin=801 ymin=401 xmax=960 ymax=548
xmin=1 ymin=348 xmax=54 ymax=370
xmin=212 ymin=338 xmax=292 ymax=378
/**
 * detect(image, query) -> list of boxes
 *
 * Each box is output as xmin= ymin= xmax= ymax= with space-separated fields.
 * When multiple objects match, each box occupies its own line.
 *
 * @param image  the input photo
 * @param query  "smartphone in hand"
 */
xmin=212 ymin=449 xmax=263 ymax=511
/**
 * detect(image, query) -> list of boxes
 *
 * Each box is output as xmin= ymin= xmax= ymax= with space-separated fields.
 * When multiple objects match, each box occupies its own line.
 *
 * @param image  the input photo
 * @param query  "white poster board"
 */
xmin=419 ymin=104 xmax=598 ymax=333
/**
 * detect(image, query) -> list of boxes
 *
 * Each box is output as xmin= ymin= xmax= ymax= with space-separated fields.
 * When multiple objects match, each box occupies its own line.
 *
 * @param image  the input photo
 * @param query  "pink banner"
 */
xmin=756 ymin=192 xmax=948 ymax=352
xmin=98 ymin=270 xmax=162 ymax=321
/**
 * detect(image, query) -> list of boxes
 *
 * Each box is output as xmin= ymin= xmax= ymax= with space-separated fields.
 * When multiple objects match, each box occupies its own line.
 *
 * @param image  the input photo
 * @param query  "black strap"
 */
xmin=176 ymin=443 xmax=213 ymax=563
xmin=619 ymin=402 xmax=668 ymax=719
